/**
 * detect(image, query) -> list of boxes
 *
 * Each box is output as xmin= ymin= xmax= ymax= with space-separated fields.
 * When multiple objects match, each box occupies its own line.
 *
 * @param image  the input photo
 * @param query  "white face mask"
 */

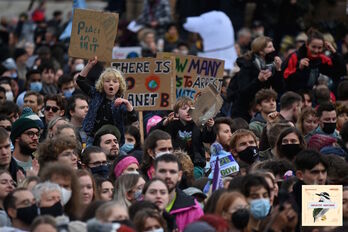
xmin=145 ymin=228 xmax=164 ymax=232
xmin=155 ymin=151 xmax=169 ymax=159
xmin=5 ymin=91 xmax=13 ymax=101
xmin=60 ymin=187 xmax=72 ymax=205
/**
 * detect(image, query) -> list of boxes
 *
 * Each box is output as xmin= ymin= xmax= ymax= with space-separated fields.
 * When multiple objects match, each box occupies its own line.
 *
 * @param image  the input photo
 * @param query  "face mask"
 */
xmin=5 ymin=91 xmax=13 ymax=101
xmin=204 ymin=161 xmax=210 ymax=173
xmin=265 ymin=50 xmax=277 ymax=64
xmin=155 ymin=151 xmax=169 ymax=159
xmin=17 ymin=203 xmax=39 ymax=225
xmin=238 ymin=146 xmax=259 ymax=165
xmin=231 ymin=208 xmax=250 ymax=230
xmin=10 ymin=72 xmax=18 ymax=79
xmin=63 ymin=88 xmax=75 ymax=98
xmin=281 ymin=144 xmax=302 ymax=160
xmin=127 ymin=170 xmax=139 ymax=175
xmin=134 ymin=190 xmax=143 ymax=201
xmin=40 ymin=201 xmax=63 ymax=217
xmin=198 ymin=202 xmax=204 ymax=209
xmin=90 ymin=164 xmax=110 ymax=178
xmin=145 ymin=229 xmax=164 ymax=232
xmin=61 ymin=187 xmax=72 ymax=205
xmin=30 ymin=82 xmax=43 ymax=92
xmin=322 ymin=122 xmax=336 ymax=134
xmin=120 ymin=143 xmax=134 ymax=153
xmin=250 ymin=198 xmax=271 ymax=220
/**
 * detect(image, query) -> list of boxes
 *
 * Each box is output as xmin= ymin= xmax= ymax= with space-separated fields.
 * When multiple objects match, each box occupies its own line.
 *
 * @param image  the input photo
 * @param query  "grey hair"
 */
xmin=47 ymin=116 xmax=69 ymax=130
xmin=32 ymin=181 xmax=62 ymax=204
xmin=95 ymin=200 xmax=128 ymax=222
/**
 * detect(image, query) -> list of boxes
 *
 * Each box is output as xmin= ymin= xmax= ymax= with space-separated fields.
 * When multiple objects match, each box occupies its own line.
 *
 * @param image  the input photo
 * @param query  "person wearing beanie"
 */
xmin=11 ymin=117 xmax=40 ymax=171
xmin=93 ymin=124 xmax=125 ymax=162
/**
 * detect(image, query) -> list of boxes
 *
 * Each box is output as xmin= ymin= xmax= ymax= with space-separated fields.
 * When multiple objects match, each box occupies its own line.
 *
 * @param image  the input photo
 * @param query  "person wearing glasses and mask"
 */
xmin=81 ymin=146 xmax=110 ymax=178
xmin=11 ymin=117 xmax=40 ymax=172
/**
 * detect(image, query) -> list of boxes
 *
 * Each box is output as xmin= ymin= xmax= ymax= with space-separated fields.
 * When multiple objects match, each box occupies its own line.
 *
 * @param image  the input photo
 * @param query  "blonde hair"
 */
xmin=95 ymin=68 xmax=127 ymax=96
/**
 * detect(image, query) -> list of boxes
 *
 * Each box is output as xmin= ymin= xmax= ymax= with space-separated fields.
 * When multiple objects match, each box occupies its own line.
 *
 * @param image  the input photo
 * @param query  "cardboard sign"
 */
xmin=112 ymin=46 xmax=142 ymax=59
xmin=111 ymin=58 xmax=176 ymax=111
xmin=189 ymin=84 xmax=223 ymax=127
xmin=68 ymin=9 xmax=119 ymax=62
xmin=157 ymin=52 xmax=224 ymax=100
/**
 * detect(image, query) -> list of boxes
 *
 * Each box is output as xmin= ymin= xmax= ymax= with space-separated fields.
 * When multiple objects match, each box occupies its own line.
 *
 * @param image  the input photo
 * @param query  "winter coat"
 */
xmin=283 ymin=44 xmax=346 ymax=92
xmin=169 ymin=188 xmax=204 ymax=231
xmin=227 ymin=54 xmax=284 ymax=122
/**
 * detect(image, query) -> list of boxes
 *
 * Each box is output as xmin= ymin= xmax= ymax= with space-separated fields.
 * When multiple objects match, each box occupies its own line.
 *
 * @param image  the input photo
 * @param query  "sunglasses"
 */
xmin=0 ymin=126 xmax=11 ymax=132
xmin=45 ymin=106 xmax=60 ymax=113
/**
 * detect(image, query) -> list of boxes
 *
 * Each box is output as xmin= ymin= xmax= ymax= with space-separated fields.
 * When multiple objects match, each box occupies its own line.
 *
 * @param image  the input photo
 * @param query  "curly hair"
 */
xmin=38 ymin=135 xmax=78 ymax=169
xmin=95 ymin=68 xmax=126 ymax=97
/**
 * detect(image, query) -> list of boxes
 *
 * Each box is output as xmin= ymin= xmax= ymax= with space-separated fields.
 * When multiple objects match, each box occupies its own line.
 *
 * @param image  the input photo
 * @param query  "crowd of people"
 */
xmin=0 ymin=0 xmax=348 ymax=232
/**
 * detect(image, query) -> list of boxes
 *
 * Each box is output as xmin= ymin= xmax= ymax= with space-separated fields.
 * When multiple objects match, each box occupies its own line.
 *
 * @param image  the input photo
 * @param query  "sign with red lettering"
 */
xmin=68 ymin=9 xmax=119 ymax=61
xmin=157 ymin=53 xmax=224 ymax=100
xmin=111 ymin=58 xmax=176 ymax=111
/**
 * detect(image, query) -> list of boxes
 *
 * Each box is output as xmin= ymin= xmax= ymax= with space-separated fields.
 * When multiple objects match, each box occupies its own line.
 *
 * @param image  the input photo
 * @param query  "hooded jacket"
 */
xmin=249 ymin=112 xmax=267 ymax=138
xmin=169 ymin=188 xmax=204 ymax=231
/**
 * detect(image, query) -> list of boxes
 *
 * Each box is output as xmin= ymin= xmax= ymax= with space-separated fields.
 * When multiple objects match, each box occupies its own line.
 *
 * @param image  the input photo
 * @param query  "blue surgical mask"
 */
xmin=90 ymin=164 xmax=110 ymax=178
xmin=30 ymin=82 xmax=42 ymax=92
xmin=120 ymin=143 xmax=134 ymax=153
xmin=63 ymin=88 xmax=75 ymax=98
xmin=250 ymin=198 xmax=271 ymax=220
xmin=134 ymin=190 xmax=143 ymax=201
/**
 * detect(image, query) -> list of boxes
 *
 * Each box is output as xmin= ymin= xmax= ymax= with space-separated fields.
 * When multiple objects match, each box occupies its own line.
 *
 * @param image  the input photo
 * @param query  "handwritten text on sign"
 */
xmin=68 ymin=9 xmax=119 ymax=61
xmin=111 ymin=58 xmax=176 ymax=111
xmin=157 ymin=53 xmax=224 ymax=100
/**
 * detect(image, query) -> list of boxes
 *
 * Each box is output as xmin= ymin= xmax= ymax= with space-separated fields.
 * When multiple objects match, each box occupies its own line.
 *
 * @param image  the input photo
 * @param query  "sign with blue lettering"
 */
xmin=68 ymin=9 xmax=119 ymax=62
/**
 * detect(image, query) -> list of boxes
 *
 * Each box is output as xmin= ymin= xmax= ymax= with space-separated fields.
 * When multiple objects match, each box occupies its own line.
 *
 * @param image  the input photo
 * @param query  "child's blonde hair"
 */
xmin=95 ymin=68 xmax=127 ymax=96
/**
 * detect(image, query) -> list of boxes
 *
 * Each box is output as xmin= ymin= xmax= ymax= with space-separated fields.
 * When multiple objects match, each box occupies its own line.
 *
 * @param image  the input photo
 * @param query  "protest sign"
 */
xmin=157 ymin=53 xmax=224 ymax=100
xmin=189 ymin=84 xmax=223 ymax=127
xmin=112 ymin=46 xmax=142 ymax=59
xmin=111 ymin=57 xmax=176 ymax=111
xmin=209 ymin=143 xmax=239 ymax=178
xmin=68 ymin=9 xmax=119 ymax=61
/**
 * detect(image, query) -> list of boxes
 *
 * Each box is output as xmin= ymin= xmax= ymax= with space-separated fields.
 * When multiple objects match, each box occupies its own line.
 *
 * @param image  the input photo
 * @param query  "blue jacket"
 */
xmin=77 ymin=76 xmax=136 ymax=144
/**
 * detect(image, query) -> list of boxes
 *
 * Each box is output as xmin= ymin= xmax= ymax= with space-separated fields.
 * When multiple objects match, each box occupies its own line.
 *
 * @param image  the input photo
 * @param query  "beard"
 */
xmin=19 ymin=139 xmax=36 ymax=156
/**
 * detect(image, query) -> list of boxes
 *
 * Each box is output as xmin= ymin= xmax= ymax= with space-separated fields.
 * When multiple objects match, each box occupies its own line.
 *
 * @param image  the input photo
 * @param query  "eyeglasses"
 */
xmin=60 ymin=151 xmax=77 ymax=158
xmin=89 ymin=161 xmax=109 ymax=167
xmin=0 ymin=126 xmax=11 ymax=132
xmin=23 ymin=131 xmax=40 ymax=138
xmin=45 ymin=106 xmax=60 ymax=113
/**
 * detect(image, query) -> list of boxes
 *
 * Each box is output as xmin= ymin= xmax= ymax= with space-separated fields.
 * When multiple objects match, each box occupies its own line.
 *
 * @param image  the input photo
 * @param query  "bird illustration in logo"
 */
xmin=313 ymin=192 xmax=331 ymax=222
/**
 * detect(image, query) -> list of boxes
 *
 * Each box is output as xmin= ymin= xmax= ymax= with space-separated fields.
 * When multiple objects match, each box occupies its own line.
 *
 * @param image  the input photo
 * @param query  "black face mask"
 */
xmin=322 ymin=122 xmax=336 ymax=134
xmin=40 ymin=201 xmax=63 ymax=217
xmin=238 ymin=146 xmax=259 ymax=165
xmin=17 ymin=203 xmax=39 ymax=225
xmin=265 ymin=50 xmax=277 ymax=64
xmin=231 ymin=208 xmax=250 ymax=230
xmin=90 ymin=164 xmax=110 ymax=178
xmin=281 ymin=144 xmax=302 ymax=160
